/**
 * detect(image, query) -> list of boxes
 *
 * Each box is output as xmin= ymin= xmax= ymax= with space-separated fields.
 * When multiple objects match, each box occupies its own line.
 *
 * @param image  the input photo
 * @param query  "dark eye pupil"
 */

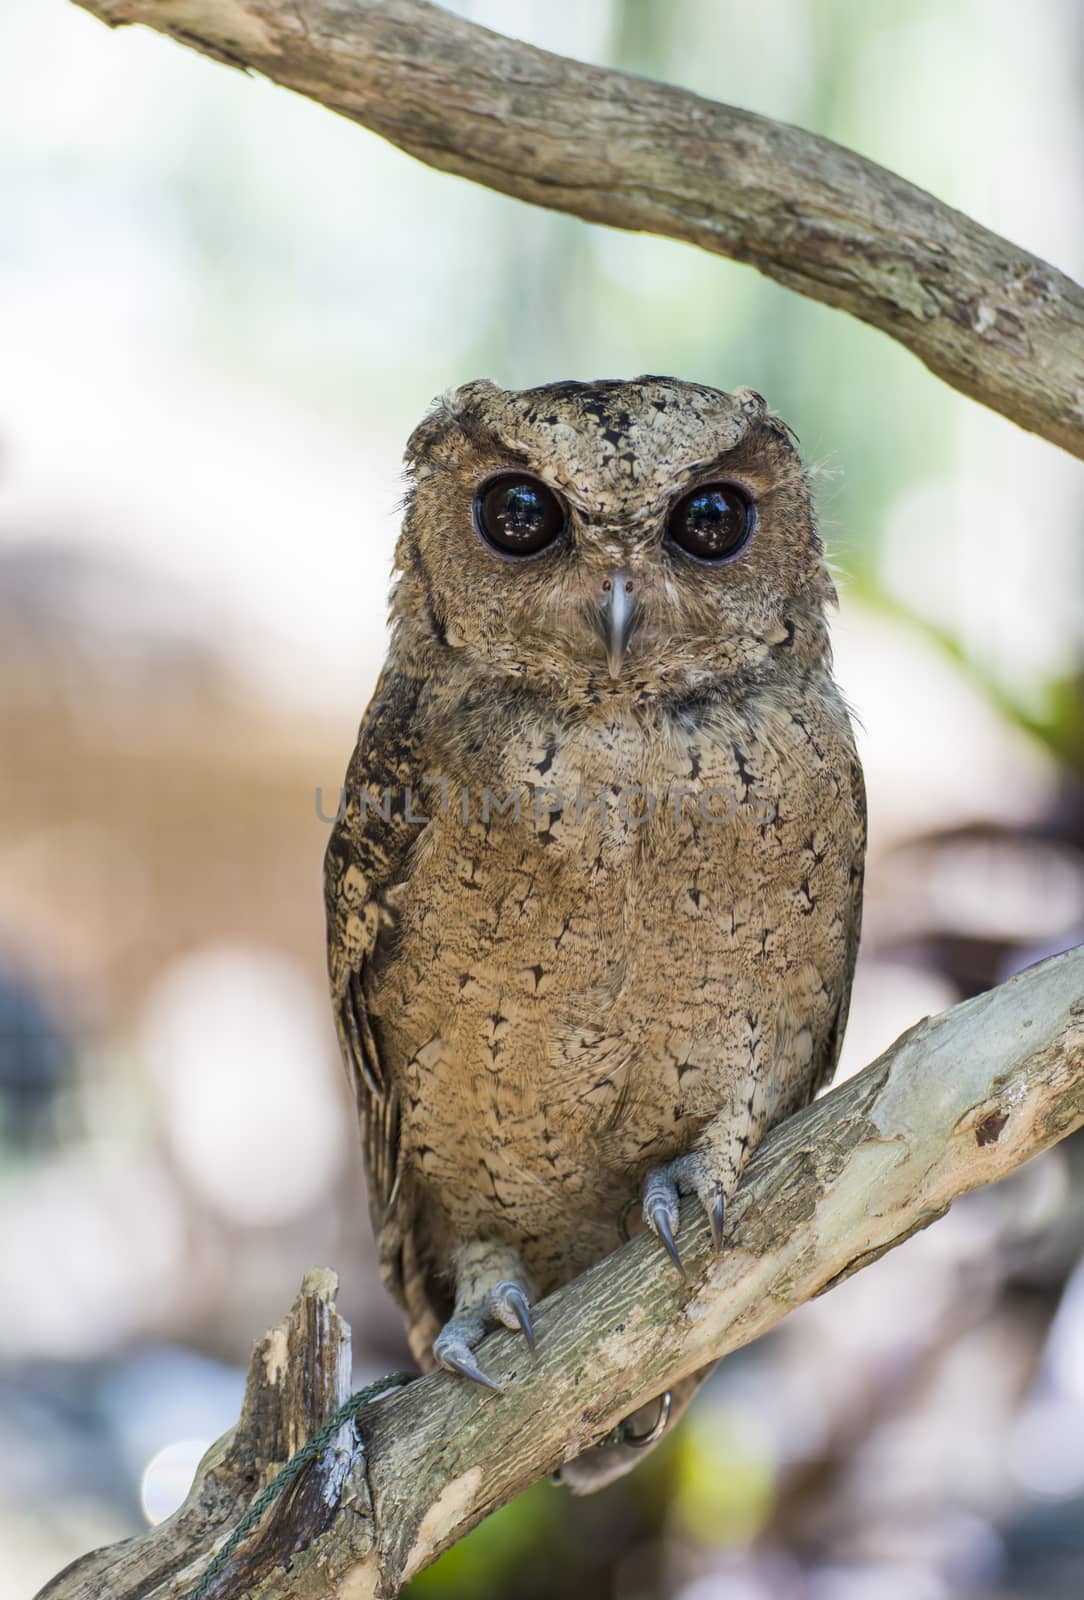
xmin=503 ymin=486 xmax=545 ymax=533
xmin=668 ymin=483 xmax=753 ymax=562
xmin=477 ymin=475 xmax=566 ymax=556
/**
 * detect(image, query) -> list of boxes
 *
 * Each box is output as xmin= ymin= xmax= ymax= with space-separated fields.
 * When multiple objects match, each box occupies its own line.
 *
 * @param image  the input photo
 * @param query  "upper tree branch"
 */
xmin=73 ymin=0 xmax=1084 ymax=458
xmin=37 ymin=945 xmax=1084 ymax=1599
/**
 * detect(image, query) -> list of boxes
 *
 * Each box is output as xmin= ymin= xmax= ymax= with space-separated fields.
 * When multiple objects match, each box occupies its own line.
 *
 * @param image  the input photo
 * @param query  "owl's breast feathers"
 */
xmin=325 ymin=665 xmax=865 ymax=1350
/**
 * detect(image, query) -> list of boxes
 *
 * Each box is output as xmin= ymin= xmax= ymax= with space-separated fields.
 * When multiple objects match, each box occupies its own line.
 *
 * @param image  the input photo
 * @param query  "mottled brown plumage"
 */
xmin=325 ymin=377 xmax=865 ymax=1488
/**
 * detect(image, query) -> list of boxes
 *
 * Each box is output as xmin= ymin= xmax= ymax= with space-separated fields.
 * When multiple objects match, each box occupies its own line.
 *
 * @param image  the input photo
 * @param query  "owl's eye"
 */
xmin=475 ymin=474 xmax=567 ymax=557
xmin=667 ymin=482 xmax=755 ymax=564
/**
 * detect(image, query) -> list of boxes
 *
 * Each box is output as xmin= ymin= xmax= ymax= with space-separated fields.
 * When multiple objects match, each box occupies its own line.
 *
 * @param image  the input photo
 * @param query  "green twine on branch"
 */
xmin=185 ymin=1371 xmax=416 ymax=1600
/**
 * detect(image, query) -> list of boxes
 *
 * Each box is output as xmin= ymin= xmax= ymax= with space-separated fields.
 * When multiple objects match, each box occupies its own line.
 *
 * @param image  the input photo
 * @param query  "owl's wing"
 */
xmin=324 ymin=667 xmax=429 ymax=1310
xmin=810 ymin=745 xmax=867 ymax=1099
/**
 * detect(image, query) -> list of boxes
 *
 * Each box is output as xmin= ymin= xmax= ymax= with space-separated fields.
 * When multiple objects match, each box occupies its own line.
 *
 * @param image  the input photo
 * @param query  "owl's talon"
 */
xmin=490 ymin=1279 xmax=536 ymax=1351
xmin=644 ymin=1156 xmax=733 ymax=1270
xmin=643 ymin=1176 xmax=686 ymax=1279
xmin=434 ymin=1334 xmax=504 ymax=1392
xmin=643 ymin=1165 xmax=685 ymax=1277
xmin=649 ymin=1202 xmax=686 ymax=1278
xmin=433 ymin=1253 xmax=535 ymax=1387
xmin=445 ymin=1353 xmax=504 ymax=1392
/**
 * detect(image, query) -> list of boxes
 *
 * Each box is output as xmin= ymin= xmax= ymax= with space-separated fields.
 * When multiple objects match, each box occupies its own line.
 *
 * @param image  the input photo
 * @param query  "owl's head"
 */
xmin=393 ymin=377 xmax=836 ymax=703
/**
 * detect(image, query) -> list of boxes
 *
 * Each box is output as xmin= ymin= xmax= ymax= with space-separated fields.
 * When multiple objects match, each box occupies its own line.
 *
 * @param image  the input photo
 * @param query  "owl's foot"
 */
xmin=642 ymin=1151 xmax=728 ymax=1278
xmin=433 ymin=1244 xmax=537 ymax=1391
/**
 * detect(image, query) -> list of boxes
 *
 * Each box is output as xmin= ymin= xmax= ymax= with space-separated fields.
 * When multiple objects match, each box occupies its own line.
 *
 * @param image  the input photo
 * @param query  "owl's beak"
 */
xmin=596 ymin=570 xmax=639 ymax=678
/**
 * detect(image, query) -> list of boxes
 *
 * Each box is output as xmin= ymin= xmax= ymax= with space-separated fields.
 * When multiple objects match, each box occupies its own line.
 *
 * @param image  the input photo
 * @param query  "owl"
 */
xmin=324 ymin=377 xmax=865 ymax=1490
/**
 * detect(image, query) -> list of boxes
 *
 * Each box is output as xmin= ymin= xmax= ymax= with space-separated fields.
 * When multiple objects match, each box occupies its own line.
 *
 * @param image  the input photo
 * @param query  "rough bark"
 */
xmin=36 ymin=945 xmax=1084 ymax=1600
xmin=71 ymin=0 xmax=1084 ymax=459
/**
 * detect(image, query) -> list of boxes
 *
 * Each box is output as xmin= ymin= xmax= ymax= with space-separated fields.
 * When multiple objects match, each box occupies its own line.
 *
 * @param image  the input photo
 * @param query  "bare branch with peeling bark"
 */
xmin=71 ymin=0 xmax=1084 ymax=458
xmin=35 ymin=946 xmax=1084 ymax=1599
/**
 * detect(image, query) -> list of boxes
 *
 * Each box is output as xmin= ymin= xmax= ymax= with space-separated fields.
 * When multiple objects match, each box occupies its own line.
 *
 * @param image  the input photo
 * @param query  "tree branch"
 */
xmin=72 ymin=0 xmax=1084 ymax=458
xmin=36 ymin=945 xmax=1084 ymax=1599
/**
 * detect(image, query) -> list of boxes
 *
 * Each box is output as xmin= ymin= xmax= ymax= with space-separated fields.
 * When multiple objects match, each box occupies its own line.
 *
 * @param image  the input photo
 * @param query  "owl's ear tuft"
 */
xmin=732 ymin=387 xmax=768 ymax=423
xmin=404 ymin=402 xmax=454 ymax=474
xmin=764 ymin=412 xmax=801 ymax=447
xmin=404 ymin=380 xmax=505 ymax=472
xmin=448 ymin=378 xmax=505 ymax=412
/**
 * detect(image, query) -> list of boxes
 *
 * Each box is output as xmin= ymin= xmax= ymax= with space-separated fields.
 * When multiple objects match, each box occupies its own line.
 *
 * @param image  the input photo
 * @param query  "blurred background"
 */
xmin=2 ymin=1 xmax=1083 ymax=1596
